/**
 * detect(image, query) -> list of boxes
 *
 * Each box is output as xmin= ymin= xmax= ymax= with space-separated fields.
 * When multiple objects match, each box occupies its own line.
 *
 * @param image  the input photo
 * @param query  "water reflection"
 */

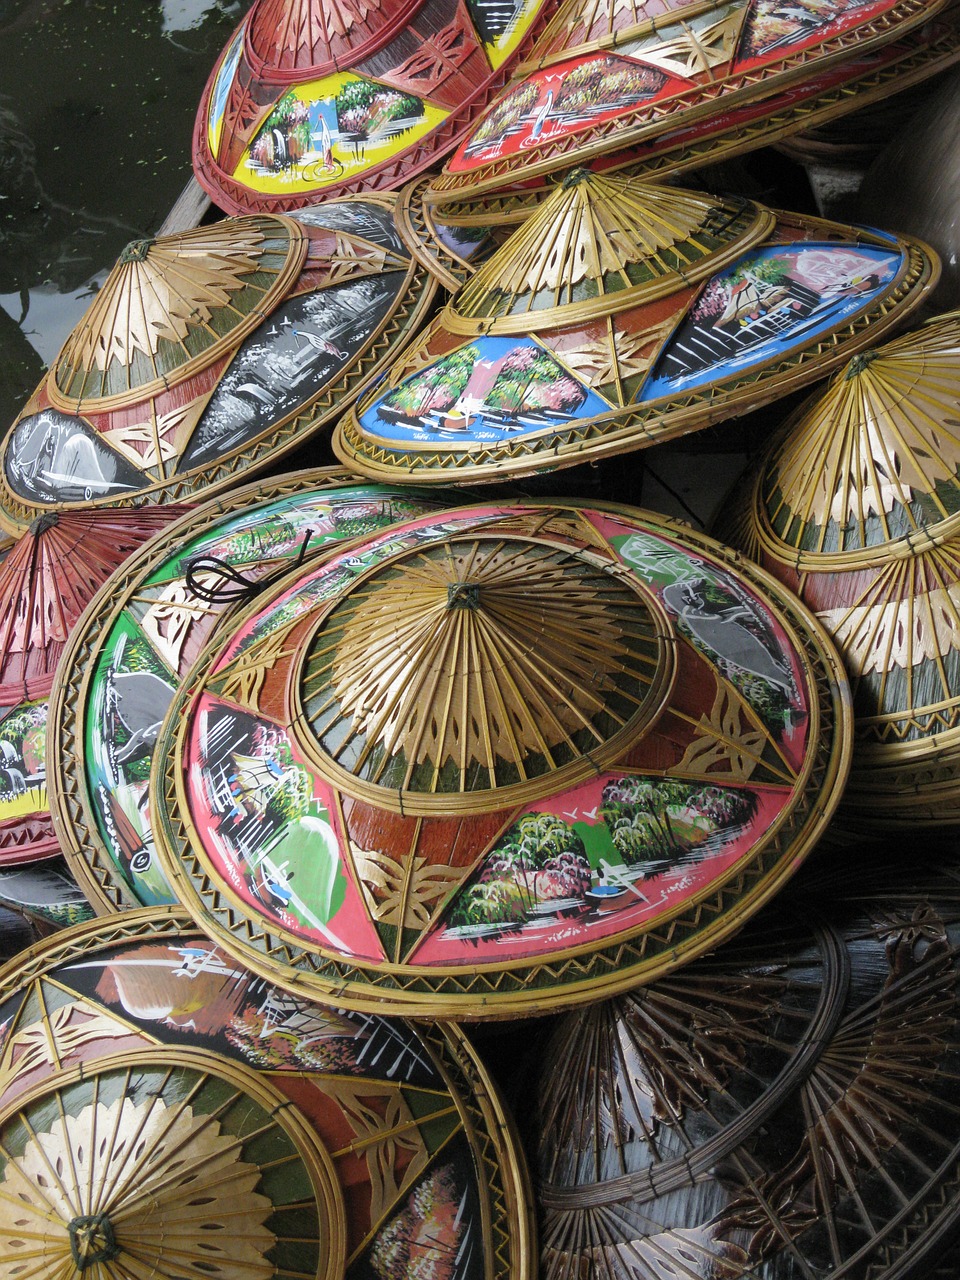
xmin=0 ymin=0 xmax=243 ymax=429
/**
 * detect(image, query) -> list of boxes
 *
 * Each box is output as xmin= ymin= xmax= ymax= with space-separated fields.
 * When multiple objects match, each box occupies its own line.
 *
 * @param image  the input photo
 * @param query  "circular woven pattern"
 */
xmin=298 ymin=533 xmax=673 ymax=813
xmin=0 ymin=1060 xmax=340 ymax=1280
xmin=150 ymin=500 xmax=852 ymax=1019
xmin=0 ymin=910 xmax=535 ymax=1279
xmin=46 ymin=468 xmax=445 ymax=914
xmin=535 ymin=907 xmax=848 ymax=1201
xmin=534 ymin=850 xmax=960 ymax=1280
xmin=446 ymin=174 xmax=774 ymax=331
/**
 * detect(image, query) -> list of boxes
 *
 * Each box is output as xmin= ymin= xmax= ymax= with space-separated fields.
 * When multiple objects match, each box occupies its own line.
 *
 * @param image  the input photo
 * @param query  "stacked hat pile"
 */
xmin=4 ymin=0 xmax=960 ymax=1277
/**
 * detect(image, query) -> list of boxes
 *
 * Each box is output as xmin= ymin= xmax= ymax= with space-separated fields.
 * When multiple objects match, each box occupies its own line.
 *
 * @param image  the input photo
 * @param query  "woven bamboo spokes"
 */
xmin=51 ymin=217 xmax=305 ymax=408
xmin=248 ymin=0 xmax=386 ymax=69
xmin=536 ymin=912 xmax=846 ymax=1194
xmin=758 ymin=312 xmax=960 ymax=564
xmin=0 ymin=1062 xmax=327 ymax=1280
xmin=0 ymin=508 xmax=184 ymax=703
xmin=300 ymin=534 xmax=672 ymax=811
xmin=816 ymin=542 xmax=960 ymax=736
xmin=532 ymin=0 xmax=689 ymax=58
xmin=451 ymin=172 xmax=773 ymax=328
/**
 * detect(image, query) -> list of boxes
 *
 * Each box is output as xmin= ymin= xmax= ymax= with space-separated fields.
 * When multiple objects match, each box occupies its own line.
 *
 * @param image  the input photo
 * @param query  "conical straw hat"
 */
xmin=49 ymin=218 xmax=305 ymax=409
xmin=535 ymin=905 xmax=846 ymax=1195
xmin=335 ymin=171 xmax=938 ymax=485
xmin=192 ymin=0 xmax=554 ymax=214
xmin=748 ymin=312 xmax=960 ymax=567
xmin=48 ymin=468 xmax=448 ymax=914
xmin=150 ymin=498 xmax=851 ymax=1019
xmin=426 ymin=16 xmax=960 ymax=226
xmin=0 ymin=199 xmax=437 ymax=530
xmin=721 ymin=312 xmax=960 ymax=823
xmin=426 ymin=0 xmax=952 ymax=206
xmin=0 ymin=909 xmax=535 ymax=1279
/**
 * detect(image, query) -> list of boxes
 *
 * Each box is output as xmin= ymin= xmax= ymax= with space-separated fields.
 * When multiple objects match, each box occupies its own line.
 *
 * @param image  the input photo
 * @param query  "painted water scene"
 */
xmin=62 ymin=939 xmax=440 ymax=1085
xmin=741 ymin=0 xmax=884 ymax=58
xmin=456 ymin=54 xmax=668 ymax=166
xmin=414 ymin=771 xmax=780 ymax=962
xmin=639 ymin=242 xmax=903 ymax=400
xmin=244 ymin=78 xmax=443 ymax=192
xmin=364 ymin=335 xmax=610 ymax=442
xmin=187 ymin=700 xmax=374 ymax=954
xmin=179 ymin=272 xmax=404 ymax=468
xmin=612 ymin=524 xmax=809 ymax=762
xmin=86 ymin=627 xmax=177 ymax=903
xmin=223 ymin=0 xmax=545 ymax=193
xmin=0 ymin=859 xmax=93 ymax=929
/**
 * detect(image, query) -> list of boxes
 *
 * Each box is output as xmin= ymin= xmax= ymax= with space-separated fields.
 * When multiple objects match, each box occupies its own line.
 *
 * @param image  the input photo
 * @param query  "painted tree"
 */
xmin=486 ymin=345 xmax=586 ymax=416
xmin=335 ymin=79 xmax=422 ymax=139
xmin=600 ymin=776 xmax=695 ymax=864
xmin=252 ymin=91 xmax=312 ymax=167
xmin=554 ymin=57 xmax=663 ymax=113
xmin=449 ymin=811 xmax=591 ymax=928
xmin=692 ymin=785 xmax=758 ymax=827
xmin=382 ymin=344 xmax=478 ymax=416
xmin=470 ymin=80 xmax=540 ymax=146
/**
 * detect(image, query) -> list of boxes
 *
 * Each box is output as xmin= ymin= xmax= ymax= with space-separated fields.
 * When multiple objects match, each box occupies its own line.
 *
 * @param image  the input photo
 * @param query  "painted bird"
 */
xmin=662 ymin=577 xmax=796 ymax=695
xmin=292 ymin=328 xmax=348 ymax=359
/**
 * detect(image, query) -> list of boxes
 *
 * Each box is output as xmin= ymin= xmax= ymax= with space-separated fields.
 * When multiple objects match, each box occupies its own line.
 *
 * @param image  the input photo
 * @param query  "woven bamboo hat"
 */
xmin=533 ymin=848 xmax=960 ymax=1279
xmin=0 ymin=909 xmax=534 ymax=1279
xmin=424 ymin=0 xmax=953 ymax=208
xmin=0 ymin=507 xmax=183 ymax=870
xmin=192 ymin=0 xmax=553 ymax=215
xmin=0 ymin=858 xmax=93 ymax=932
xmin=426 ymin=14 xmax=960 ymax=229
xmin=150 ymin=498 xmax=851 ymax=1019
xmin=334 ymin=169 xmax=938 ymax=485
xmin=722 ymin=312 xmax=960 ymax=825
xmin=48 ymin=468 xmax=447 ymax=915
xmin=535 ymin=905 xmax=847 ymax=1197
xmin=0 ymin=203 xmax=436 ymax=532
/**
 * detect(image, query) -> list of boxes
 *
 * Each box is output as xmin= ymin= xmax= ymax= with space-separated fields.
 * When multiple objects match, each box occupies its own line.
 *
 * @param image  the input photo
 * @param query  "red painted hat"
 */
xmin=192 ymin=0 xmax=554 ymax=214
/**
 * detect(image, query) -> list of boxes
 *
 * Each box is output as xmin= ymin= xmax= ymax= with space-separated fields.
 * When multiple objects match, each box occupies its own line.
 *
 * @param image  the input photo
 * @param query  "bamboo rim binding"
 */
xmin=148 ymin=499 xmax=852 ymax=1020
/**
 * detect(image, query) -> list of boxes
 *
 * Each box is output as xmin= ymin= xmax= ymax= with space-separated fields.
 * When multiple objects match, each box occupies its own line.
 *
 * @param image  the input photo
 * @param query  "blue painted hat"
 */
xmin=334 ymin=169 xmax=939 ymax=484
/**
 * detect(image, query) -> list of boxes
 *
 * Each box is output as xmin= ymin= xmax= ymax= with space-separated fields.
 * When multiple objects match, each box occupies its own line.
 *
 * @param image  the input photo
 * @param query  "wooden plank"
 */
xmin=157 ymin=176 xmax=212 ymax=236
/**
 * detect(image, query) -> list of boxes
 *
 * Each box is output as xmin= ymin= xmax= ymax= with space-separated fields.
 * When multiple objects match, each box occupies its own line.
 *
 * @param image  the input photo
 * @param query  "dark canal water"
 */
xmin=0 ymin=0 xmax=244 ymax=430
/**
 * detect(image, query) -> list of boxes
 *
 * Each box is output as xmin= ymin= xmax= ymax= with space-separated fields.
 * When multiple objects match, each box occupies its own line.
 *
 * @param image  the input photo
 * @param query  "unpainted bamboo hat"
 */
xmin=533 ymin=848 xmax=960 ymax=1279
